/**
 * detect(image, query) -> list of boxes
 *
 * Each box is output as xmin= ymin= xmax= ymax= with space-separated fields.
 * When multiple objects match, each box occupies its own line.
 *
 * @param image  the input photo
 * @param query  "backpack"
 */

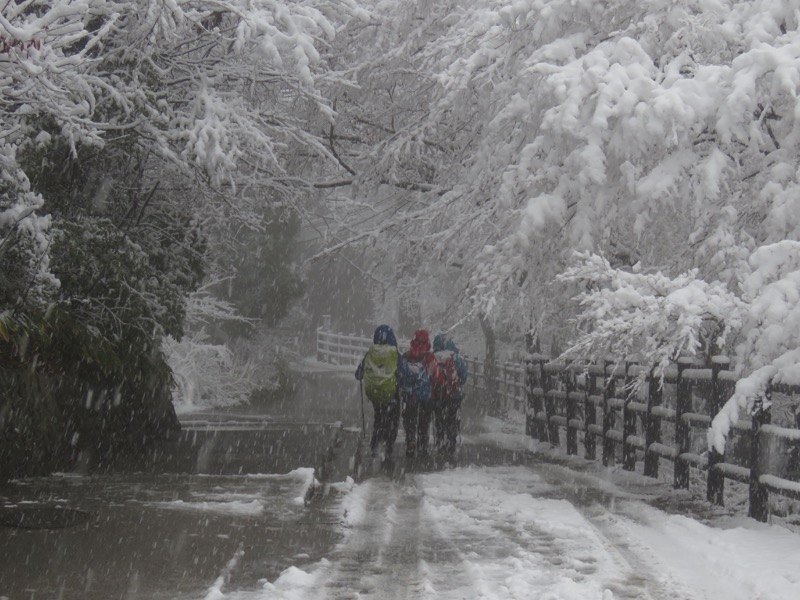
xmin=362 ymin=345 xmax=399 ymax=404
xmin=453 ymin=353 xmax=468 ymax=387
xmin=401 ymin=360 xmax=432 ymax=403
xmin=431 ymin=350 xmax=460 ymax=399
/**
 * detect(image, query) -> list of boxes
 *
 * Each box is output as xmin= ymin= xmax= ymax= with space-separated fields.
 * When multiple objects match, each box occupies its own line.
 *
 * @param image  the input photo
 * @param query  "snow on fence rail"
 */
xmin=315 ymin=327 xmax=800 ymax=521
xmin=523 ymin=354 xmax=800 ymax=523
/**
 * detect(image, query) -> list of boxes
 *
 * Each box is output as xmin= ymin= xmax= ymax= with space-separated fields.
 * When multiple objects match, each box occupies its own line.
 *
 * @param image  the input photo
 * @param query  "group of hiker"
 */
xmin=354 ymin=324 xmax=468 ymax=462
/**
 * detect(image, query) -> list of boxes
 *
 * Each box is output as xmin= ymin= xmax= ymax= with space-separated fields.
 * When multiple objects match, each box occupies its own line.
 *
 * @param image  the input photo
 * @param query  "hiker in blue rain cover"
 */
xmin=400 ymin=329 xmax=440 ymax=458
xmin=355 ymin=324 xmax=406 ymax=460
xmin=431 ymin=333 xmax=468 ymax=461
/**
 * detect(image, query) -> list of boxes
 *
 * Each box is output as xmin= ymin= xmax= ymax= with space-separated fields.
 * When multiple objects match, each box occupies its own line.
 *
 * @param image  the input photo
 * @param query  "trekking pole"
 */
xmin=359 ymin=380 xmax=366 ymax=436
xmin=352 ymin=379 xmax=367 ymax=481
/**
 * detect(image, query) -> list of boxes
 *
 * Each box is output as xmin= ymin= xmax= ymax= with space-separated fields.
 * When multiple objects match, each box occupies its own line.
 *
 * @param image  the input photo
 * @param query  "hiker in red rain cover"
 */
xmin=402 ymin=329 xmax=440 ymax=458
xmin=431 ymin=333 xmax=468 ymax=462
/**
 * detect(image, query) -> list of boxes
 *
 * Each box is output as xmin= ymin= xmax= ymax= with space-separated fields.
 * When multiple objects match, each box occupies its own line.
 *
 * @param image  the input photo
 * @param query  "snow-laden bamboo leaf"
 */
xmin=710 ymin=241 xmax=800 ymax=451
xmin=557 ymin=252 xmax=745 ymax=377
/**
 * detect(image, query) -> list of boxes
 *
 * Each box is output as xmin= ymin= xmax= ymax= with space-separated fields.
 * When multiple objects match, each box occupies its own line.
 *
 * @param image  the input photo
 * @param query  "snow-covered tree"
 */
xmin=310 ymin=0 xmax=800 ymax=451
xmin=163 ymin=287 xmax=255 ymax=413
xmin=0 ymin=0 xmax=368 ymax=472
xmin=557 ymin=252 xmax=745 ymax=372
xmin=2 ymin=0 xmax=367 ymax=289
xmin=2 ymin=0 xmax=369 ymax=345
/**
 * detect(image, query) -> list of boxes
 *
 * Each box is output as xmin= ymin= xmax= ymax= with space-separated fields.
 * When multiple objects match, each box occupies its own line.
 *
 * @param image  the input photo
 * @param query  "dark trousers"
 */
xmin=402 ymin=395 xmax=418 ymax=454
xmin=403 ymin=396 xmax=433 ymax=456
xmin=370 ymin=398 xmax=400 ymax=456
xmin=418 ymin=401 xmax=433 ymax=453
xmin=433 ymin=396 xmax=461 ymax=456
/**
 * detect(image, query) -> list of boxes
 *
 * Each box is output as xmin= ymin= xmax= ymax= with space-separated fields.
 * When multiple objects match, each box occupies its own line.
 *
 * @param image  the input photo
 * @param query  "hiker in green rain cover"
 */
xmin=355 ymin=324 xmax=407 ymax=461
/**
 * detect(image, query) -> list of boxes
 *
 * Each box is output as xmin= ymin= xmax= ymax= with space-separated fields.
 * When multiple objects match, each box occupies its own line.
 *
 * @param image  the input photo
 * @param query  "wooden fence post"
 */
xmin=585 ymin=362 xmax=598 ymax=461
xmin=483 ymin=352 xmax=500 ymax=416
xmin=602 ymin=360 xmax=616 ymax=467
xmin=622 ymin=362 xmax=637 ymax=472
xmin=316 ymin=328 xmax=324 ymax=363
xmin=674 ymin=357 xmax=693 ymax=489
xmin=749 ymin=383 xmax=772 ymax=522
xmin=525 ymin=359 xmax=536 ymax=437
xmin=508 ymin=364 xmax=517 ymax=413
xmin=535 ymin=358 xmax=548 ymax=441
xmin=565 ymin=368 xmax=578 ymax=456
xmin=644 ymin=366 xmax=662 ymax=478
xmin=544 ymin=364 xmax=559 ymax=446
xmin=501 ymin=365 xmax=509 ymax=414
xmin=509 ymin=365 xmax=515 ymax=413
xmin=707 ymin=357 xmax=728 ymax=505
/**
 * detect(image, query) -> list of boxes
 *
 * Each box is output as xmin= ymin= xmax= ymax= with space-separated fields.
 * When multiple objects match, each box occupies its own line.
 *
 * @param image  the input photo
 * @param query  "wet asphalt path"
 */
xmin=0 ymin=366 xmax=722 ymax=599
xmin=0 ymin=369 xmax=363 ymax=600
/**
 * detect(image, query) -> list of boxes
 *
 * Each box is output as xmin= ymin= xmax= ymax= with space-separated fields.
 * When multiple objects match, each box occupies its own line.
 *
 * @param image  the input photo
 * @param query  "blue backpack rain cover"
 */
xmin=401 ymin=360 xmax=432 ymax=403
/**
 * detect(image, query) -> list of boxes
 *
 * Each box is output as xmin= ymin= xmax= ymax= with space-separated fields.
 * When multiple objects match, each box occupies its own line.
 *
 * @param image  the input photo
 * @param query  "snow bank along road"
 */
xmin=251 ymin=447 xmax=800 ymax=600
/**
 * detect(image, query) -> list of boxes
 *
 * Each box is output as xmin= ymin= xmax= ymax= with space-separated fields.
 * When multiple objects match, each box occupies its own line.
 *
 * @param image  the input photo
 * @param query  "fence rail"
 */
xmin=316 ymin=328 xmax=409 ymax=367
xmin=462 ymin=356 xmax=527 ymax=414
xmin=316 ymin=329 xmax=372 ymax=367
xmin=314 ymin=327 xmax=800 ymax=522
xmin=524 ymin=354 xmax=800 ymax=522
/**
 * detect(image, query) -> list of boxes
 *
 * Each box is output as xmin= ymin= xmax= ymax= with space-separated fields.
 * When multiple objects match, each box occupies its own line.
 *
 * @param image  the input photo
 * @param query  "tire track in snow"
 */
xmin=313 ymin=472 xmax=483 ymax=600
xmin=523 ymin=459 xmax=708 ymax=600
xmin=581 ymin=501 xmax=724 ymax=600
xmin=415 ymin=465 xmax=663 ymax=599
xmin=313 ymin=477 xmax=398 ymax=598
xmin=414 ymin=493 xmax=516 ymax=599
xmin=316 ymin=462 xmax=712 ymax=599
xmin=313 ymin=475 xmax=424 ymax=599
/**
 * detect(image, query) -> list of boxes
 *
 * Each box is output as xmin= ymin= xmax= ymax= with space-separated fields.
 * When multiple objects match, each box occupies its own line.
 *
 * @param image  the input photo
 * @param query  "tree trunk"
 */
xmin=398 ymin=289 xmax=422 ymax=340
xmin=479 ymin=312 xmax=500 ymax=416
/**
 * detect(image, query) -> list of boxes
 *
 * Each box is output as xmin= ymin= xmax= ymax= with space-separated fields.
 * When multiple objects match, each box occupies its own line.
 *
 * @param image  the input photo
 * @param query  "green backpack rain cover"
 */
xmin=363 ymin=344 xmax=399 ymax=404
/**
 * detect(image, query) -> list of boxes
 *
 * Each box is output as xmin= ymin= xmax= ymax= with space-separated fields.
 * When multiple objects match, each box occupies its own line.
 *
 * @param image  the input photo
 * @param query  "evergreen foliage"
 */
xmin=219 ymin=213 xmax=305 ymax=333
xmin=0 ymin=0 xmax=364 ymax=476
xmin=8 ymin=0 xmax=800 ymax=471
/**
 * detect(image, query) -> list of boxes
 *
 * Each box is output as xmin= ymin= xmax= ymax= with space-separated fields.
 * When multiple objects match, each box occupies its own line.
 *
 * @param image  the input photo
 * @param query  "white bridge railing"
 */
xmin=315 ymin=326 xmax=412 ymax=367
xmin=314 ymin=326 xmax=527 ymax=411
xmin=316 ymin=329 xmax=373 ymax=367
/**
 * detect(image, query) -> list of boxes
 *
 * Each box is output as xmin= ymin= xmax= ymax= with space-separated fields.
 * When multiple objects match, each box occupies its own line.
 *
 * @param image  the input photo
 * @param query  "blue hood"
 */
xmin=373 ymin=324 xmax=398 ymax=347
xmin=445 ymin=339 xmax=458 ymax=353
xmin=432 ymin=333 xmax=447 ymax=352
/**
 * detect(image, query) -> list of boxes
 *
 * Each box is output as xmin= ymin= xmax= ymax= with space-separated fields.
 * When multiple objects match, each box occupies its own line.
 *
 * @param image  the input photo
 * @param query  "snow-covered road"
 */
xmin=241 ymin=457 xmax=800 ymax=600
xmin=5 ymin=368 xmax=798 ymax=600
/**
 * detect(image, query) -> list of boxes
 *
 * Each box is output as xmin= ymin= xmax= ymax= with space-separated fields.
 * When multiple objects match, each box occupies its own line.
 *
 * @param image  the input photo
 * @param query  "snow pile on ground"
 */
xmin=255 ymin=562 xmax=330 ymax=599
xmin=424 ymin=466 xmax=800 ymax=599
xmin=419 ymin=466 xmax=629 ymax=599
xmin=215 ymin=460 xmax=800 ymax=599
xmin=199 ymin=412 xmax=800 ymax=599
xmin=154 ymin=498 xmax=265 ymax=517
xmin=205 ymin=559 xmax=330 ymax=600
xmin=618 ymin=507 xmax=800 ymax=600
xmin=147 ymin=468 xmax=316 ymax=517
